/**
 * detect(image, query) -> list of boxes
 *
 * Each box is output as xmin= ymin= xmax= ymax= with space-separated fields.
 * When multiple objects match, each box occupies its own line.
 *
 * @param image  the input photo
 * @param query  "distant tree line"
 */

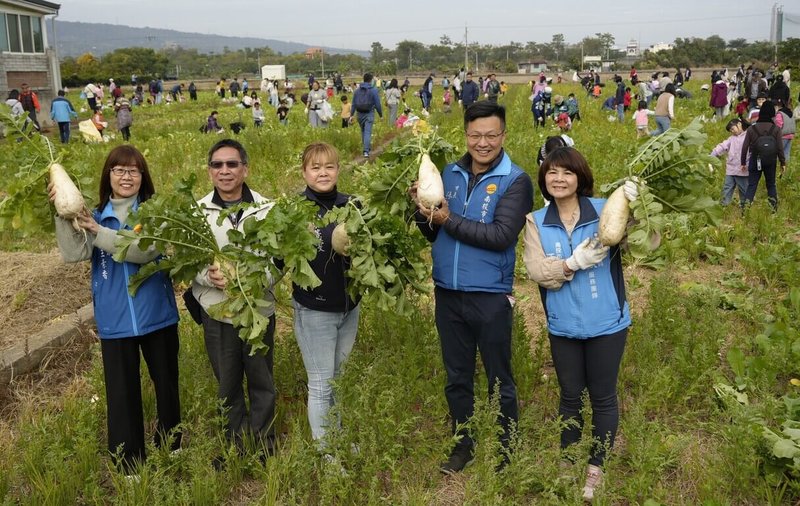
xmin=59 ymin=35 xmax=800 ymax=87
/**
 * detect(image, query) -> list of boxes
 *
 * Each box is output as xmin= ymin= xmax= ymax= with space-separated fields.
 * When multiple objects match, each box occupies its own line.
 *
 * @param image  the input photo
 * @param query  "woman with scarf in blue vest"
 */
xmin=522 ymin=147 xmax=637 ymax=502
xmin=51 ymin=145 xmax=181 ymax=480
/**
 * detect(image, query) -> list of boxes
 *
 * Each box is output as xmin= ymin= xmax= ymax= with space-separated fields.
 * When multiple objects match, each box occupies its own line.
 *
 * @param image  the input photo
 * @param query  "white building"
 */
xmin=626 ymin=39 xmax=639 ymax=56
xmin=648 ymin=42 xmax=674 ymax=54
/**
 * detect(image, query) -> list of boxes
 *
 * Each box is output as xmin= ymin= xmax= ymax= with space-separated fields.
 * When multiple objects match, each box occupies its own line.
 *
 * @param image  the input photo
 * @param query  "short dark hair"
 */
xmin=637 ymin=100 xmax=647 ymax=109
xmin=98 ymin=145 xmax=155 ymax=211
xmin=538 ymin=147 xmax=594 ymax=202
xmin=463 ymin=101 xmax=505 ymax=131
xmin=363 ymin=72 xmax=373 ymax=83
xmin=58 ymin=89 xmax=65 ymax=97
xmin=664 ymin=83 xmax=676 ymax=95
xmin=208 ymin=138 xmax=249 ymax=165
xmin=725 ymin=118 xmax=742 ymax=131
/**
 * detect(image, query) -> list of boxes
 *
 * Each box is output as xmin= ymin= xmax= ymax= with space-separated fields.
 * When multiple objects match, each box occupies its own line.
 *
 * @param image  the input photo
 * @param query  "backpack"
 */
xmin=752 ymin=125 xmax=780 ymax=160
xmin=353 ymin=86 xmax=372 ymax=113
xmin=778 ymin=111 xmax=796 ymax=136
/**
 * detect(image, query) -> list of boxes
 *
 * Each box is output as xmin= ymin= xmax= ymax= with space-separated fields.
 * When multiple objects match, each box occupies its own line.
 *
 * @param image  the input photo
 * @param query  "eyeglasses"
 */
xmin=466 ymin=131 xmax=505 ymax=143
xmin=110 ymin=166 xmax=142 ymax=177
xmin=209 ymin=160 xmax=245 ymax=170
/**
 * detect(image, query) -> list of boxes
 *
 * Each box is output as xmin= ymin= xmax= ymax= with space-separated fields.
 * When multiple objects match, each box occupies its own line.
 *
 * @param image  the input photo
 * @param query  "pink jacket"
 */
xmin=711 ymin=132 xmax=749 ymax=176
xmin=774 ymin=110 xmax=795 ymax=140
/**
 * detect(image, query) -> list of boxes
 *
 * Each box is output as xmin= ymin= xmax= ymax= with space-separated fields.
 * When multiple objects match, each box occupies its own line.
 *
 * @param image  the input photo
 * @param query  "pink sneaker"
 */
xmin=582 ymin=464 xmax=603 ymax=501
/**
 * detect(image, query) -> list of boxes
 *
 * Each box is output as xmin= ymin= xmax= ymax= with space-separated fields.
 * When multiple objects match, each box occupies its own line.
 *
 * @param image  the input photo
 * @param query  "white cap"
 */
xmin=544 ymin=86 xmax=552 ymax=93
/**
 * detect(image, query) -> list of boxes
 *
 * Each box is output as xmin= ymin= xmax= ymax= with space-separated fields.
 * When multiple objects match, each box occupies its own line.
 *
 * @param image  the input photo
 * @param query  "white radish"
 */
xmin=416 ymin=153 xmax=444 ymax=210
xmin=597 ymin=185 xmax=630 ymax=246
xmin=49 ymin=163 xmax=85 ymax=230
xmin=331 ymin=223 xmax=351 ymax=255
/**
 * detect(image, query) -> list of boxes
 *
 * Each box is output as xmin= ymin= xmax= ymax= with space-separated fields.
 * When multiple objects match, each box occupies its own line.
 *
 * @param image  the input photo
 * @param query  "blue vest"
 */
xmin=532 ymin=197 xmax=631 ymax=338
xmin=431 ymin=153 xmax=524 ymax=292
xmin=91 ymin=200 xmax=179 ymax=339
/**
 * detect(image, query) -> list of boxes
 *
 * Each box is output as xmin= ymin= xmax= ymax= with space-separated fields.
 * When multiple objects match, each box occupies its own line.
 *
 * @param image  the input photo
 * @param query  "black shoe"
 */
xmin=439 ymin=444 xmax=474 ymax=475
xmin=211 ymin=455 xmax=226 ymax=472
xmin=495 ymin=452 xmax=511 ymax=473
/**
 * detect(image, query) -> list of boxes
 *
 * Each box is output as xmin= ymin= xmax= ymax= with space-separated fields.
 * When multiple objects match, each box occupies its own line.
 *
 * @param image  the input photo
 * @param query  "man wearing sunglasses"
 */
xmin=191 ymin=139 xmax=277 ymax=467
xmin=413 ymin=101 xmax=533 ymax=474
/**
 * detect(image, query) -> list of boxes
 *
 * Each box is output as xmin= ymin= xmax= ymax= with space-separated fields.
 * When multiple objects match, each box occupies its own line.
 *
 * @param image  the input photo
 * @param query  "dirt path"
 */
xmin=0 ymin=251 xmax=91 ymax=353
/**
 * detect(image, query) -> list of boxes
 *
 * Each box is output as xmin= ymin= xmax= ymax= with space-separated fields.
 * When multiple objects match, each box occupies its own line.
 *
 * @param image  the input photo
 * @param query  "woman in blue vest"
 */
xmin=51 ymin=145 xmax=181 ymax=479
xmin=522 ymin=147 xmax=636 ymax=501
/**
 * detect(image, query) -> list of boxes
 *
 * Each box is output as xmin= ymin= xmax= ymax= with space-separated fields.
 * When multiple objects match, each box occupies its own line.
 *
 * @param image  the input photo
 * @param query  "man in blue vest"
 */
xmin=413 ymin=102 xmax=534 ymax=474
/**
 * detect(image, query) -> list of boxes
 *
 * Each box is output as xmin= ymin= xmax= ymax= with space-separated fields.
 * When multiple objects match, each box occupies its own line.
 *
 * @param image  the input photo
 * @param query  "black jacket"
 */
xmin=292 ymin=187 xmax=360 ymax=312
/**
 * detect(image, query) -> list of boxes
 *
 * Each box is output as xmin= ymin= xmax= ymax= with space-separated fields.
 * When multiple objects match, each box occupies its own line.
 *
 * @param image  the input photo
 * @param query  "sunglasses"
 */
xmin=209 ymin=160 xmax=245 ymax=170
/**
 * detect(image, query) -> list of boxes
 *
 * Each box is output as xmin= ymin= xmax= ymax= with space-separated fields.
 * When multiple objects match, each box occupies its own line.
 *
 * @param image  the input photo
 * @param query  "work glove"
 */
xmin=565 ymin=237 xmax=609 ymax=271
xmin=622 ymin=180 xmax=639 ymax=202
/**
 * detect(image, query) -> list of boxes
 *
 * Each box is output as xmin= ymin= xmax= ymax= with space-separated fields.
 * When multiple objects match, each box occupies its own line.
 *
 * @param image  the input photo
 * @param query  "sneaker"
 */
xmin=123 ymin=474 xmax=140 ymax=484
xmin=439 ymin=444 xmax=474 ymax=475
xmin=582 ymin=464 xmax=603 ymax=501
xmin=363 ymin=151 xmax=369 ymax=158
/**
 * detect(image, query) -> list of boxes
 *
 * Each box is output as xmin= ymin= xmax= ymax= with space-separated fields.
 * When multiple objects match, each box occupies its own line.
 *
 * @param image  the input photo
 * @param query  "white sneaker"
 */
xmin=124 ymin=474 xmax=140 ymax=484
xmin=582 ymin=464 xmax=603 ymax=501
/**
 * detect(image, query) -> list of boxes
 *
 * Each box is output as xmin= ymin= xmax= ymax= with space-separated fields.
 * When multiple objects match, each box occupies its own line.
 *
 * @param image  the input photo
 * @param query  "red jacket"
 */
xmin=20 ymin=90 xmax=40 ymax=112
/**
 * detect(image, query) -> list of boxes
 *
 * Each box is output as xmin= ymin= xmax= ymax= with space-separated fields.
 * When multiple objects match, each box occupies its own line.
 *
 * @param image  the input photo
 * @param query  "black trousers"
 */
xmin=100 ymin=324 xmax=181 ymax=472
xmin=201 ymin=312 xmax=276 ymax=448
xmin=549 ymin=328 xmax=627 ymax=466
xmin=434 ymin=287 xmax=518 ymax=448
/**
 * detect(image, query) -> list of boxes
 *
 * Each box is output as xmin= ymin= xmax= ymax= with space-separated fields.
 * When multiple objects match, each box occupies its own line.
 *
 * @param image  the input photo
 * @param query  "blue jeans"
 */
xmin=293 ymin=300 xmax=360 ymax=442
xmin=650 ymin=115 xmax=671 ymax=136
xmin=357 ymin=111 xmax=375 ymax=153
xmin=616 ymin=104 xmax=624 ymax=123
xmin=783 ymin=138 xmax=792 ymax=164
xmin=721 ymin=174 xmax=749 ymax=206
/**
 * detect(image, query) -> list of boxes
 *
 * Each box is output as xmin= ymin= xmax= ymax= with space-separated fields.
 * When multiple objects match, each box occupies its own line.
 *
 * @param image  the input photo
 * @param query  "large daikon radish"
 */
xmin=49 ymin=163 xmax=85 ymax=229
xmin=416 ymin=153 xmax=444 ymax=210
xmin=331 ymin=223 xmax=351 ymax=255
xmin=597 ymin=185 xmax=630 ymax=246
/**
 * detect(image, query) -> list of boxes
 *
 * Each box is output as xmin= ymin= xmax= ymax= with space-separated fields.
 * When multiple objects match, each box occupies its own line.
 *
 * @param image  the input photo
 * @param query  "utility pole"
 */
xmin=464 ymin=23 xmax=468 ymax=71
xmin=409 ymin=48 xmax=412 ymax=71
xmin=321 ymin=49 xmax=325 ymax=78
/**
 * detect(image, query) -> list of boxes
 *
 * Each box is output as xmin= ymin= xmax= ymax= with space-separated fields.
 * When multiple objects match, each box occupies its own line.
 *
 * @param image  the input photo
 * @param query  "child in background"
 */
xmin=340 ymin=95 xmax=351 ymax=128
xmin=623 ymin=87 xmax=632 ymax=111
xmin=747 ymin=92 xmax=767 ymax=124
xmin=442 ymin=88 xmax=452 ymax=113
xmin=710 ymin=118 xmax=749 ymax=206
xmin=734 ymin=95 xmax=750 ymax=128
xmin=92 ymin=106 xmax=107 ymax=135
xmin=277 ymin=100 xmax=289 ymax=126
xmin=566 ymin=93 xmax=581 ymax=121
xmin=592 ymin=84 xmax=602 ymax=98
xmin=252 ymin=101 xmax=265 ymax=127
xmin=632 ymin=100 xmax=654 ymax=138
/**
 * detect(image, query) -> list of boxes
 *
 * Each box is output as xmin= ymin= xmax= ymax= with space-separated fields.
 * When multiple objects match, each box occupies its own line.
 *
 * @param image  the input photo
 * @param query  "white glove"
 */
xmin=622 ymin=180 xmax=639 ymax=202
xmin=566 ymin=238 xmax=609 ymax=271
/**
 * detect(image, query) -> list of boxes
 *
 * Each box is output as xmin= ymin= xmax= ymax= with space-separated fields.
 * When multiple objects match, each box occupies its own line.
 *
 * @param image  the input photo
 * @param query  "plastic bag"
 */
xmin=317 ymin=101 xmax=334 ymax=122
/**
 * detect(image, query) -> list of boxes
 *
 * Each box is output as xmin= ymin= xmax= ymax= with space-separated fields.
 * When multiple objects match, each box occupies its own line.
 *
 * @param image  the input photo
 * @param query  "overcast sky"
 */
xmin=57 ymin=1 xmax=796 ymax=51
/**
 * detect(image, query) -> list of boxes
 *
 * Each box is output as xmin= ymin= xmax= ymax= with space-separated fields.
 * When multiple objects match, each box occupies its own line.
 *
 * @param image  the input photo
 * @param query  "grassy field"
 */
xmin=0 ymin=80 xmax=799 ymax=505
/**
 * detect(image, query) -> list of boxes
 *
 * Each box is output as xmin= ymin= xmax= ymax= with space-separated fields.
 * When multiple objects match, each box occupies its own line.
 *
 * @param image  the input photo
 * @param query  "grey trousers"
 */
xmin=201 ymin=312 xmax=276 ymax=448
